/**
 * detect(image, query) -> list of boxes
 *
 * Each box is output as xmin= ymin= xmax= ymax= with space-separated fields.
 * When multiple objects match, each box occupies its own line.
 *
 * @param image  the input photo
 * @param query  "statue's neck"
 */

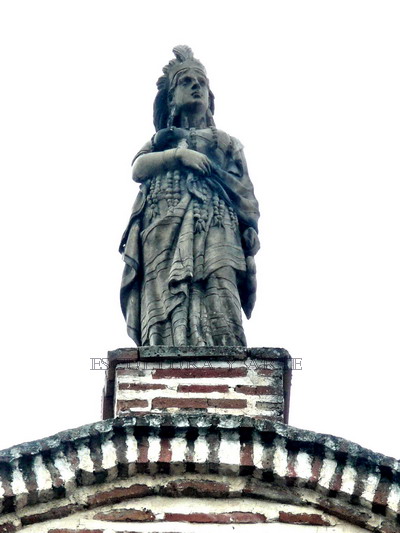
xmin=177 ymin=111 xmax=207 ymax=130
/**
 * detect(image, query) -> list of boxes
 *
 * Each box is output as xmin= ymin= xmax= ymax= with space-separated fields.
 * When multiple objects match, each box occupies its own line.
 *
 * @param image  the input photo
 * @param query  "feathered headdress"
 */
xmin=153 ymin=46 xmax=215 ymax=131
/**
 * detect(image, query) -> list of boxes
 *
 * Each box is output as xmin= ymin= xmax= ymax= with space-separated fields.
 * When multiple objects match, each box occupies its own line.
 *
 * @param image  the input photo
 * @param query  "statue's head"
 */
xmin=153 ymin=46 xmax=215 ymax=131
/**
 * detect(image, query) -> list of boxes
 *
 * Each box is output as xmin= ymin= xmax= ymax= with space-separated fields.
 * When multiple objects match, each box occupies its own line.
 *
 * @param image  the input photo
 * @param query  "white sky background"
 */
xmin=0 ymin=1 xmax=399 ymax=458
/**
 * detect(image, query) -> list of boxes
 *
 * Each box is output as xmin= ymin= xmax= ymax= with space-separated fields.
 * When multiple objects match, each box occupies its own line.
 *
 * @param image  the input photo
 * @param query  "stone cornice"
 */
xmin=0 ymin=414 xmax=399 ymax=531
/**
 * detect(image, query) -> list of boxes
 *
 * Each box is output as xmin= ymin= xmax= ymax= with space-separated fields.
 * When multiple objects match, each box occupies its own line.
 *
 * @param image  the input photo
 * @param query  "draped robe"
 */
xmin=120 ymin=127 xmax=259 ymax=346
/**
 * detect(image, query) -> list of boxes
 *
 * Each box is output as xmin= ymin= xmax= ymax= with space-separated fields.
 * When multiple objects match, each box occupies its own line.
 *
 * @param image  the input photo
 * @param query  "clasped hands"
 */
xmin=166 ymin=147 xmax=212 ymax=176
xmin=133 ymin=147 xmax=213 ymax=182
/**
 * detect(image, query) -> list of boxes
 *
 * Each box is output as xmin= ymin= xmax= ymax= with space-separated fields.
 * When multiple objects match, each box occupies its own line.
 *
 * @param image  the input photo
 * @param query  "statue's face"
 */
xmin=171 ymin=69 xmax=209 ymax=115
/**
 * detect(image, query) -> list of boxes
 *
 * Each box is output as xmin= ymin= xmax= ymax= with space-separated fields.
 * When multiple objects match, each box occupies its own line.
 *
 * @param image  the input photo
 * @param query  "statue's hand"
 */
xmin=242 ymin=227 xmax=260 ymax=256
xmin=177 ymin=148 xmax=212 ymax=176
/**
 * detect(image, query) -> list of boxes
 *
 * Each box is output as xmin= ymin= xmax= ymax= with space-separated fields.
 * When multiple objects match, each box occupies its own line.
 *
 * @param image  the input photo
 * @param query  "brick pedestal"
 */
xmin=102 ymin=347 xmax=292 ymax=423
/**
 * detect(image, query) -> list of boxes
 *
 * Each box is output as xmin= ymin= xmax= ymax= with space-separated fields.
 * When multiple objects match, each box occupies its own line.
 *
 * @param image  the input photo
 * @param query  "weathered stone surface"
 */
xmin=139 ymin=346 xmax=248 ymax=360
xmin=120 ymin=46 xmax=260 ymax=347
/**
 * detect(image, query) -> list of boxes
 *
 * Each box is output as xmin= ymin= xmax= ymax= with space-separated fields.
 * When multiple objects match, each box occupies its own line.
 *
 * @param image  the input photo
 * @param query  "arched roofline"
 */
xmin=0 ymin=414 xmax=399 ymax=531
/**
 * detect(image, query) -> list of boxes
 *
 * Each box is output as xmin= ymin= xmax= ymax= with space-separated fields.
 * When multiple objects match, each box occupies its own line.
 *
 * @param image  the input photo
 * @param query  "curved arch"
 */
xmin=0 ymin=414 xmax=399 ymax=531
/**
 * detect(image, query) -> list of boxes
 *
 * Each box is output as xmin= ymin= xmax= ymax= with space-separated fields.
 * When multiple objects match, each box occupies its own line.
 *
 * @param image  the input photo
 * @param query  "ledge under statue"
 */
xmin=120 ymin=46 xmax=260 ymax=347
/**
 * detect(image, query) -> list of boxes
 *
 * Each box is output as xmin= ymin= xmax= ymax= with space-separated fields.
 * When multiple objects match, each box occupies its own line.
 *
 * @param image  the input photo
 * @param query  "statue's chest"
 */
xmin=166 ymin=129 xmax=228 ymax=168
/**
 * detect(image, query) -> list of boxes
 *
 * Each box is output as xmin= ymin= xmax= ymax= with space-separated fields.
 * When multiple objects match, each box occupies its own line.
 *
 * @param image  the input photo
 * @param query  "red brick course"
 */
xmin=240 ymin=441 xmax=254 ymax=467
xmin=310 ymin=456 xmax=324 ymax=487
xmin=119 ymin=383 xmax=167 ymax=391
xmin=86 ymin=484 xmax=153 ymax=508
xmin=137 ymin=436 xmax=149 ymax=464
xmin=152 ymin=397 xmax=208 ymax=409
xmin=159 ymin=437 xmax=172 ymax=463
xmin=373 ymin=478 xmax=391 ymax=507
xmin=329 ymin=469 xmax=343 ymax=493
xmin=117 ymin=400 xmax=148 ymax=411
xmin=21 ymin=504 xmax=80 ymax=526
xmin=165 ymin=512 xmax=267 ymax=523
xmin=286 ymin=451 xmax=297 ymax=481
xmin=152 ymin=368 xmax=247 ymax=379
xmin=279 ymin=511 xmax=330 ymax=526
xmin=177 ymin=384 xmax=230 ymax=393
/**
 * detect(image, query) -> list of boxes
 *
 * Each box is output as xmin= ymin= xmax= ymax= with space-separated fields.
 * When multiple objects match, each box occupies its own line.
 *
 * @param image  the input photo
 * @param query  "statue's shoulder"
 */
xmin=213 ymin=129 xmax=244 ymax=154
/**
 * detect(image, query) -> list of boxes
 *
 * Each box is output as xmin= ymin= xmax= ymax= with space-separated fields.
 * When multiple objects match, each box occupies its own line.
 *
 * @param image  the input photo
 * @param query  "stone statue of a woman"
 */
xmin=120 ymin=46 xmax=260 ymax=346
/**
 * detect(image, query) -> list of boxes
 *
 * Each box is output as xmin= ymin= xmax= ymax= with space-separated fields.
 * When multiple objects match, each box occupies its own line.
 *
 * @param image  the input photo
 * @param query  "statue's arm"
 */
xmin=233 ymin=147 xmax=260 ymax=256
xmin=208 ymin=134 xmax=260 ymax=255
xmin=132 ymin=150 xmax=175 ymax=182
xmin=132 ymin=148 xmax=212 ymax=182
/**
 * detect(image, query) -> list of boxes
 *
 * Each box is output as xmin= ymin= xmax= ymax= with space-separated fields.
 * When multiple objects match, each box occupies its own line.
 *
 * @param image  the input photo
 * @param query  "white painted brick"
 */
xmin=219 ymin=431 xmax=240 ymax=467
xmin=193 ymin=433 xmax=209 ymax=464
xmin=53 ymin=451 xmax=75 ymax=484
xmin=361 ymin=472 xmax=380 ymax=503
xmin=77 ymin=444 xmax=94 ymax=473
xmin=296 ymin=451 xmax=312 ymax=480
xmin=273 ymin=440 xmax=288 ymax=478
xmin=33 ymin=455 xmax=52 ymax=491
xmin=387 ymin=482 xmax=400 ymax=513
xmin=125 ymin=428 xmax=138 ymax=464
xmin=319 ymin=457 xmax=337 ymax=490
xmin=147 ymin=435 xmax=161 ymax=463
xmin=170 ymin=437 xmax=187 ymax=463
xmin=113 ymin=356 xmax=285 ymax=423
xmin=253 ymin=433 xmax=264 ymax=469
xmin=11 ymin=461 xmax=27 ymax=495
xmin=207 ymin=407 xmax=244 ymax=416
xmin=101 ymin=439 xmax=118 ymax=470
xmin=341 ymin=464 xmax=357 ymax=495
